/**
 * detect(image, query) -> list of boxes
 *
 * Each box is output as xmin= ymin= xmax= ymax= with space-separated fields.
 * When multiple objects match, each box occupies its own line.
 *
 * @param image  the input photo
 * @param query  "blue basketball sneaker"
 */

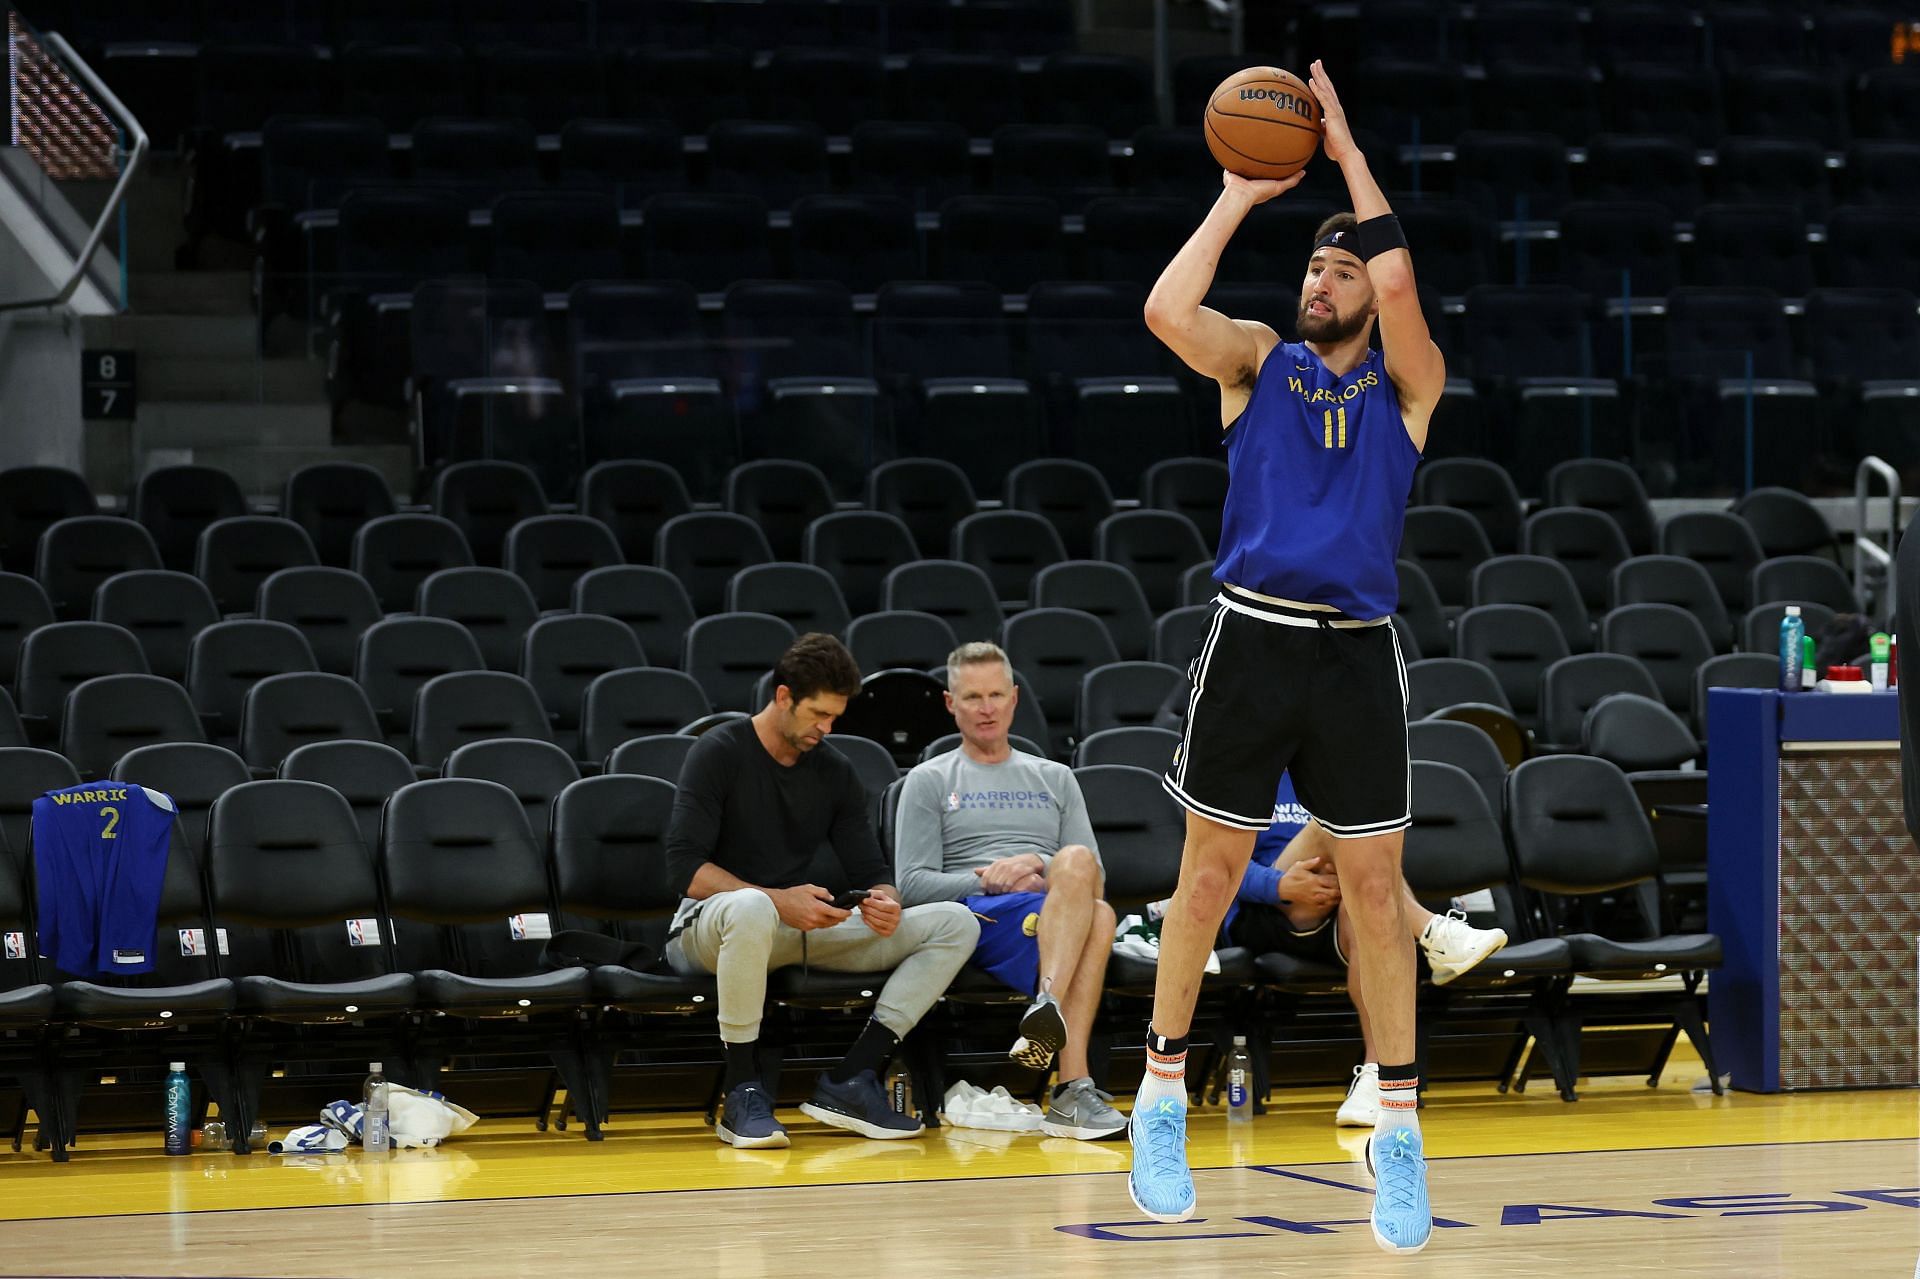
xmin=1127 ymin=1094 xmax=1196 ymax=1222
xmin=1367 ymin=1127 xmax=1432 ymax=1253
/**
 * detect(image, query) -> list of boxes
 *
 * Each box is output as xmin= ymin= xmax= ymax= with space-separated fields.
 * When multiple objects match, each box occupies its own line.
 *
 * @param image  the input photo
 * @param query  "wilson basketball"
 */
xmin=1204 ymin=66 xmax=1323 ymax=180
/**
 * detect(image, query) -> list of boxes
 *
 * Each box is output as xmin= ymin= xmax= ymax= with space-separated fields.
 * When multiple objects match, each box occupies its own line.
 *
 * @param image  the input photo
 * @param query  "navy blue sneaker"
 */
xmin=799 ymin=1070 xmax=925 ymax=1140
xmin=716 ymin=1082 xmax=788 ymax=1149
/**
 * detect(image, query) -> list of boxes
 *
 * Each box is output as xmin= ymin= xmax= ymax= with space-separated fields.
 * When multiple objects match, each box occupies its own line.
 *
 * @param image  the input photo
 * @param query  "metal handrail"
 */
xmin=0 ymin=28 xmax=148 ymax=315
xmin=1854 ymin=455 xmax=1901 ymax=621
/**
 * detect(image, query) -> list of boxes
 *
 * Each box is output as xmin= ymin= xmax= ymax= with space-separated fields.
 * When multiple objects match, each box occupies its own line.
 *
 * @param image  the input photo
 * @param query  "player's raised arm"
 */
xmin=1144 ymin=170 xmax=1302 ymax=399
xmin=1309 ymin=60 xmax=1446 ymax=436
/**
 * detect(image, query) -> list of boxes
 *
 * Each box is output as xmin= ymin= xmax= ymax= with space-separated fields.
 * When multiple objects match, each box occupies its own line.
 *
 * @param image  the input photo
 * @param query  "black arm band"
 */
xmin=1353 ymin=214 xmax=1409 ymax=262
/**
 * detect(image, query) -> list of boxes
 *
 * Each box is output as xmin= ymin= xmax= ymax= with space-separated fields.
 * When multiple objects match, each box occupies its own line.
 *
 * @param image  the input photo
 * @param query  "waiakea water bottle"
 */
xmin=164 ymin=1062 xmax=191 ymax=1155
xmin=1780 ymin=605 xmax=1804 ymax=692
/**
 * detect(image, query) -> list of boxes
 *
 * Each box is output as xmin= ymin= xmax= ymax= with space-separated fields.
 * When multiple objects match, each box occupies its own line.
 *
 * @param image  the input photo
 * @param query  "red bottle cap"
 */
xmin=1829 ymin=664 xmax=1863 ymax=681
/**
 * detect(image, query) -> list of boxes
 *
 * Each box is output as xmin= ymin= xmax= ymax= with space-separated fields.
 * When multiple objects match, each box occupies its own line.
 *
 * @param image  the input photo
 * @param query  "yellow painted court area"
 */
xmin=0 ymin=1046 xmax=1915 ymax=1279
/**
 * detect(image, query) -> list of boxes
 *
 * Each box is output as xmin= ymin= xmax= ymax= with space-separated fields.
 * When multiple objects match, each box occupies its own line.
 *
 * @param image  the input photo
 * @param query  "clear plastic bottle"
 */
xmin=164 ymin=1062 xmax=191 ymax=1155
xmin=1226 ymin=1036 xmax=1253 ymax=1124
xmin=1780 ymin=605 xmax=1804 ymax=691
xmin=885 ymin=1061 xmax=914 ymax=1119
xmin=363 ymin=1062 xmax=390 ymax=1154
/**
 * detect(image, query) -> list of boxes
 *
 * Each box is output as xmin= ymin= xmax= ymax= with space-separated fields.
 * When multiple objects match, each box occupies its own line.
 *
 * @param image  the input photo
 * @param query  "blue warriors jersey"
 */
xmin=32 ymin=783 xmax=177 ymax=978
xmin=1214 ymin=341 xmax=1423 ymax=619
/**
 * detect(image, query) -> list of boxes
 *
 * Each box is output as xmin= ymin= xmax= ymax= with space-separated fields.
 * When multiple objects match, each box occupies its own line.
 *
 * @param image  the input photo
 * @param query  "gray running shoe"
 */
xmin=1042 ymin=1076 xmax=1127 ymax=1140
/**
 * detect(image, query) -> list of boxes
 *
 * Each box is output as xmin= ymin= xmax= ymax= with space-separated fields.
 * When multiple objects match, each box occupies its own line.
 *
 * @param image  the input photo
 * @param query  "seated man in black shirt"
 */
xmin=665 ymin=633 xmax=980 ymax=1149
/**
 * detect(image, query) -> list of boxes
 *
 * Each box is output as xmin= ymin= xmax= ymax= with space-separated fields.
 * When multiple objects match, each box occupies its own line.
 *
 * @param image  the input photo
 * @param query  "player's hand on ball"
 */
xmin=1222 ymin=168 xmax=1304 ymax=204
xmin=1308 ymin=60 xmax=1358 ymax=165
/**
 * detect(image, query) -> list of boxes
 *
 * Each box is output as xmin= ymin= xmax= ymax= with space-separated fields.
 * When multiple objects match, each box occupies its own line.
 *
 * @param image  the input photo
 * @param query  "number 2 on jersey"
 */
xmin=98 ymin=805 xmax=119 ymax=840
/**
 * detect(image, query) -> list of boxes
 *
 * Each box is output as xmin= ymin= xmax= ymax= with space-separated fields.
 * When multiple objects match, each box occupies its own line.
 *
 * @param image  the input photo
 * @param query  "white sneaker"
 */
xmin=1336 ymin=1063 xmax=1379 ymax=1127
xmin=941 ymin=1080 xmax=1044 ymax=1132
xmin=1421 ymin=909 xmax=1508 ymax=986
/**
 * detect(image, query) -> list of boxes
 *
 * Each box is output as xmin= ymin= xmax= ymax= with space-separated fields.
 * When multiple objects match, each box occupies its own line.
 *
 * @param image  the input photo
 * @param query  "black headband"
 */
xmin=1312 ymin=229 xmax=1355 ymax=255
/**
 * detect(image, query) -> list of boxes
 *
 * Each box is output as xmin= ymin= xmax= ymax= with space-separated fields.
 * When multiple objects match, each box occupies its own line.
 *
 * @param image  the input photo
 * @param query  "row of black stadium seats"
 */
xmin=291 ymin=189 xmax=1920 ymax=314
xmin=1292 ymin=4 xmax=1920 ymax=80
xmin=57 ymin=0 xmax=1078 ymax=65
xmin=125 ymin=41 xmax=1915 ymax=158
xmin=0 ymin=742 xmax=1720 ymax=1150
xmin=0 ymin=562 xmax=1831 ymax=786
xmin=244 ymin=117 xmax=1920 ymax=229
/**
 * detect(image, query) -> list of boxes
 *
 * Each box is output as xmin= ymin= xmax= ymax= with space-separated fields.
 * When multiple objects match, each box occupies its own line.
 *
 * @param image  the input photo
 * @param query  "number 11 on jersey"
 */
xmin=1323 ymin=407 xmax=1348 ymax=448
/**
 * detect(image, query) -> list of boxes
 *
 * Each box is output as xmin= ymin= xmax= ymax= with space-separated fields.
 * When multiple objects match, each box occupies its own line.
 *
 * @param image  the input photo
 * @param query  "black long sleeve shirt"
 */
xmin=664 ymin=719 xmax=889 ymax=897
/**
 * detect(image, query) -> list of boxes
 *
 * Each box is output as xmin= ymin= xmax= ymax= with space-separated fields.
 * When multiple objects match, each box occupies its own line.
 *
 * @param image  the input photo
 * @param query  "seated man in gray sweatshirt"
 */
xmin=896 ymin=641 xmax=1126 ymax=1140
xmin=665 ymin=633 xmax=979 ymax=1150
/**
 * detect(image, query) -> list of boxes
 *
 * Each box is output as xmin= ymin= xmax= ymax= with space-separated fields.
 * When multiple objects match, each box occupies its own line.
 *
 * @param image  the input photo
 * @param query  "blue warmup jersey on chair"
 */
xmin=31 ymin=782 xmax=178 ymax=978
xmin=1214 ymin=342 xmax=1421 ymax=619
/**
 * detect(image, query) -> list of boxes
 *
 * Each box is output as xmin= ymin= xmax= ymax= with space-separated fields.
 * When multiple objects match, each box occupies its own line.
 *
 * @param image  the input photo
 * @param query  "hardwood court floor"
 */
xmin=1 ymin=1052 xmax=1914 ymax=1277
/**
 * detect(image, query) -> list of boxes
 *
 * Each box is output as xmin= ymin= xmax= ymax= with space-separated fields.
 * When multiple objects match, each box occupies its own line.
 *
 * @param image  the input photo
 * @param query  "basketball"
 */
xmin=1204 ymin=66 xmax=1323 ymax=180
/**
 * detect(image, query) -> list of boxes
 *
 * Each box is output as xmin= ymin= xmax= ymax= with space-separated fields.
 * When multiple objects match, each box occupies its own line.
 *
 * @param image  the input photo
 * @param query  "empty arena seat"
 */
xmin=416 ymin=567 xmax=539 ymax=674
xmin=603 ymin=733 xmax=698 ymax=784
xmin=15 ymin=621 xmax=149 ymax=743
xmin=61 ymin=674 xmax=206 ymax=779
xmin=1005 ymin=459 xmax=1115 ymax=561
xmin=431 ymin=461 xmax=550 ymax=569
xmin=641 ymin=192 xmax=773 ymax=293
xmin=351 ymin=514 xmax=475 ymax=614
xmin=0 ymin=465 xmax=95 ymax=576
xmin=1610 ymin=557 xmax=1733 ymax=653
xmin=133 ymin=465 xmax=247 ymax=573
xmin=239 ymin=672 xmax=383 ymax=774
xmin=580 ymin=668 xmax=713 ymax=763
xmin=92 ymin=570 xmax=218 ymax=682
xmin=1544 ymin=460 xmax=1657 ymax=559
xmin=804 ymin=512 xmax=920 ymax=618
xmin=504 ymin=516 xmax=624 ymax=613
xmin=278 ymin=738 xmax=417 ymax=851
xmin=1405 ymin=656 xmax=1513 ymax=721
xmin=185 ymin=619 xmax=318 ymax=747
xmin=1096 ymin=511 xmax=1210 ymax=616
xmin=520 ymin=615 xmax=647 ymax=754
xmin=1412 ymin=458 xmax=1522 ymax=555
xmin=1537 ymin=653 xmax=1663 ymax=754
xmin=1748 ymin=556 xmax=1863 ymax=618
xmin=354 ymin=616 xmax=486 ymax=741
xmin=724 ymin=460 xmax=836 ymax=564
xmin=37 ymin=516 xmax=163 ymax=621
xmin=654 ymin=513 xmax=774 ymax=618
xmin=1659 ymin=512 xmax=1766 ymax=615
xmin=578 ymin=460 xmax=693 ymax=566
xmin=881 ymin=560 xmax=1004 ymax=649
xmin=952 ymin=511 xmax=1068 ymax=608
xmin=1601 ymin=603 xmax=1716 ymax=714
xmin=682 ymin=614 xmax=797 ymax=713
xmin=377 ymin=778 xmax=595 ymax=1121
xmin=725 ymin=565 xmax=852 ymax=638
xmin=253 ymin=567 xmax=382 ymax=679
xmin=868 ymin=459 xmax=979 ymax=558
xmin=1003 ymin=608 xmax=1120 ymax=756
xmin=787 ymin=192 xmax=922 ymax=294
xmin=1032 ymin=562 xmax=1154 ymax=663
xmin=1398 ymin=507 xmax=1493 ymax=611
xmin=1077 ymin=661 xmax=1183 ymax=740
xmin=445 ymin=737 xmax=581 ymax=839
xmin=109 ymin=741 xmax=250 ymax=853
xmin=1454 ymin=604 xmax=1569 ymax=730
xmin=573 ymin=566 xmax=697 ymax=671
xmin=412 ymin=671 xmax=555 ymax=769
xmin=194 ymin=516 xmax=319 ymax=615
xmin=1471 ymin=556 xmax=1592 ymax=654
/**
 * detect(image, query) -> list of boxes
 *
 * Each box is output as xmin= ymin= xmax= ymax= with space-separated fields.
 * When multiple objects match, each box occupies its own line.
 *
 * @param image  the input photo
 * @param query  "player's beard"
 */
xmin=1296 ymin=301 xmax=1371 ymax=345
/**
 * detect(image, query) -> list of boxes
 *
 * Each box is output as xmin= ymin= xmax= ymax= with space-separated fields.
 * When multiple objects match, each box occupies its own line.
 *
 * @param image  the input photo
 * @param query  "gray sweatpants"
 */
xmin=665 ymin=890 xmax=980 ymax=1044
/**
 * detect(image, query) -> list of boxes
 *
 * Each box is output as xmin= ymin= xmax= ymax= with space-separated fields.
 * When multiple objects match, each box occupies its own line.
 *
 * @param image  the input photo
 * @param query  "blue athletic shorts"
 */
xmin=963 ymin=891 xmax=1048 ymax=995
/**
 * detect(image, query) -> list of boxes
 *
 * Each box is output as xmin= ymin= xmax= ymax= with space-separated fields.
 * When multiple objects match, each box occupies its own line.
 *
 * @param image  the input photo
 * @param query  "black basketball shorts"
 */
xmin=1162 ymin=585 xmax=1412 ymax=838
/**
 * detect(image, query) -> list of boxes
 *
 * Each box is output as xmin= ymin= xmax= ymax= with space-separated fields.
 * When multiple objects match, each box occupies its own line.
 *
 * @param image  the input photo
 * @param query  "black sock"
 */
xmin=829 ymin=1020 xmax=901 ymax=1084
xmin=723 ymin=1041 xmax=759 ymax=1093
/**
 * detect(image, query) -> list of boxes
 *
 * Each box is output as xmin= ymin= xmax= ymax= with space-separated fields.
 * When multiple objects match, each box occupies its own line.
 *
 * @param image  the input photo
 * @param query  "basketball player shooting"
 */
xmin=1130 ymin=60 xmax=1446 ymax=1254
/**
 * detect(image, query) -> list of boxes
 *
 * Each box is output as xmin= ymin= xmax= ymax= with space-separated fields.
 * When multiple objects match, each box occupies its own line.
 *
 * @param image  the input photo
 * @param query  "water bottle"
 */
xmin=1779 ymin=606 xmax=1804 ymax=692
xmin=886 ymin=1062 xmax=914 ymax=1119
xmin=363 ymin=1062 xmax=390 ymax=1154
xmin=1226 ymin=1036 xmax=1253 ymax=1124
xmin=164 ymin=1062 xmax=191 ymax=1155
